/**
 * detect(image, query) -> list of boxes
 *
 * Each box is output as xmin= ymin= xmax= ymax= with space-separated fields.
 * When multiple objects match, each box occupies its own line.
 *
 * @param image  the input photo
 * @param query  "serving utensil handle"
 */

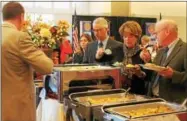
xmin=181 ymin=98 xmax=187 ymax=107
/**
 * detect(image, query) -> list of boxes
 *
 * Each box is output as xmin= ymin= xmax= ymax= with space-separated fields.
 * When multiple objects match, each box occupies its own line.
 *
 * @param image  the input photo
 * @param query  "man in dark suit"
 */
xmin=148 ymin=19 xmax=187 ymax=103
xmin=83 ymin=17 xmax=124 ymax=65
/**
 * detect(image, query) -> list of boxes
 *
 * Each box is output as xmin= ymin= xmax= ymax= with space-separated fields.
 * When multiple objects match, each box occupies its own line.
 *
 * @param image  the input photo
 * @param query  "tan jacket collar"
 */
xmin=2 ymin=22 xmax=17 ymax=30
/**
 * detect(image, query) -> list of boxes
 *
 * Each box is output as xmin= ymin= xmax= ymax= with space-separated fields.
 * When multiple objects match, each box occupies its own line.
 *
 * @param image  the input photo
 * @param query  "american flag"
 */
xmin=72 ymin=8 xmax=79 ymax=52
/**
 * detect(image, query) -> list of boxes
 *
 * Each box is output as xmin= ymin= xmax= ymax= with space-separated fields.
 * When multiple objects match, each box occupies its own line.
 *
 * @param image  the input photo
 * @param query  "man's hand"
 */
xmin=74 ymin=46 xmax=81 ymax=54
xmin=158 ymin=66 xmax=174 ymax=79
xmin=140 ymin=49 xmax=151 ymax=63
xmin=96 ymin=48 xmax=104 ymax=59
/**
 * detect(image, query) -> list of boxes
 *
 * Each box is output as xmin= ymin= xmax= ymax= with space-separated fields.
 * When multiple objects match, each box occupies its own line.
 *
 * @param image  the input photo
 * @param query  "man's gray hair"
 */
xmin=156 ymin=19 xmax=178 ymax=32
xmin=93 ymin=17 xmax=108 ymax=28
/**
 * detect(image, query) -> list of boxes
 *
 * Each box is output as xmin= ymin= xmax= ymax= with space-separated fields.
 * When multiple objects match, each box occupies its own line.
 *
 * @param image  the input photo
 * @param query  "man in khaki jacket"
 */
xmin=2 ymin=2 xmax=53 ymax=121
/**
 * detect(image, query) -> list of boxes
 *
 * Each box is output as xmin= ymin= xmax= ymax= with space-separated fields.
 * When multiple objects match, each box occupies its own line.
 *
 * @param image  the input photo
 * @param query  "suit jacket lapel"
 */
xmin=164 ymin=39 xmax=183 ymax=66
xmin=92 ymin=41 xmax=98 ymax=56
xmin=154 ymin=49 xmax=164 ymax=65
xmin=106 ymin=39 xmax=112 ymax=50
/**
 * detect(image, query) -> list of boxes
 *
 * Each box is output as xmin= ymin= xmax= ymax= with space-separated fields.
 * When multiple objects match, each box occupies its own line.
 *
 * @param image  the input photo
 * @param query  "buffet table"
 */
xmin=65 ymin=89 xmax=187 ymax=121
xmin=53 ymin=65 xmax=122 ymax=102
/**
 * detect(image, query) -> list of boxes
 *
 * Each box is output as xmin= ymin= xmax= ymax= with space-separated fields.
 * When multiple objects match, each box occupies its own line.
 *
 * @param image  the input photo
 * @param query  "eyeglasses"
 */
xmin=92 ymin=28 xmax=104 ymax=33
xmin=154 ymin=27 xmax=166 ymax=35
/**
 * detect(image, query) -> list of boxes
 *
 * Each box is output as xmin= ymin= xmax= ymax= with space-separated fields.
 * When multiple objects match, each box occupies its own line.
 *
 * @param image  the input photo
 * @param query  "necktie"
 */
xmin=152 ymin=47 xmax=169 ymax=96
xmin=160 ymin=47 xmax=169 ymax=66
xmin=99 ymin=42 xmax=103 ymax=48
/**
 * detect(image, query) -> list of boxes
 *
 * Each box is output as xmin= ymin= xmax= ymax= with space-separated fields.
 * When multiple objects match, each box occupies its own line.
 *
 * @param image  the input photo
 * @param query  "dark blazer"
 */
xmin=148 ymin=39 xmax=187 ymax=103
xmin=72 ymin=52 xmax=84 ymax=64
xmin=83 ymin=39 xmax=124 ymax=65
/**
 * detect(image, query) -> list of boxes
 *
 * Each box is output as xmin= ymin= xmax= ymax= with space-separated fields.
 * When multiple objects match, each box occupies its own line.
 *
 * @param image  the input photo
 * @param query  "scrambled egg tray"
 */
xmin=121 ymin=105 xmax=174 ymax=118
xmin=85 ymin=95 xmax=134 ymax=105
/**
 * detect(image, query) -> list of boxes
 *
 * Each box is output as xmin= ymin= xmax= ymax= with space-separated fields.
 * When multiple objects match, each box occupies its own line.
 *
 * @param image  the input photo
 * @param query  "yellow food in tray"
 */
xmin=121 ymin=105 xmax=174 ymax=118
xmin=86 ymin=96 xmax=133 ymax=105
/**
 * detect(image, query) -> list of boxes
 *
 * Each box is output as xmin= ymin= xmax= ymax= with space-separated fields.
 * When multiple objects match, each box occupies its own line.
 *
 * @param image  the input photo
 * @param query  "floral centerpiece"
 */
xmin=23 ymin=15 xmax=70 ymax=49
xmin=23 ymin=15 xmax=71 ymax=64
xmin=50 ymin=20 xmax=70 ymax=48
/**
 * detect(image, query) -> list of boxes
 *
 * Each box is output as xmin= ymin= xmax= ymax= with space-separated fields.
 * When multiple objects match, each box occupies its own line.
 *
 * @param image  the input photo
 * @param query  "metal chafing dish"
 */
xmin=102 ymin=98 xmax=187 ymax=121
xmin=64 ymin=89 xmax=148 ymax=121
xmin=53 ymin=64 xmax=122 ymax=102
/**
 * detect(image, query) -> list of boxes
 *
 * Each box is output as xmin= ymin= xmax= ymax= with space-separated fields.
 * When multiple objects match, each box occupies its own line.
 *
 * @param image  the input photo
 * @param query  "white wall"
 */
xmin=130 ymin=2 xmax=186 ymax=17
xmin=129 ymin=2 xmax=186 ymax=42
xmin=88 ymin=1 xmax=186 ymax=41
xmin=163 ymin=16 xmax=186 ymax=43
xmin=89 ymin=2 xmax=111 ymax=15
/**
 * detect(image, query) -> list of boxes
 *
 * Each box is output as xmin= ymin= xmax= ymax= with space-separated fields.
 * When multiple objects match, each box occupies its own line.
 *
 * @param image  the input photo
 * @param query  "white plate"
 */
xmin=140 ymin=64 xmax=166 ymax=72
xmin=112 ymin=62 xmax=123 ymax=67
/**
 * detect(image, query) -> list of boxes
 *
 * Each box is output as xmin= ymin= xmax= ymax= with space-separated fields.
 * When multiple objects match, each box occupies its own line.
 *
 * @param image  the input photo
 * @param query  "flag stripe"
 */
xmin=73 ymin=27 xmax=79 ymax=52
xmin=72 ymin=8 xmax=80 ymax=53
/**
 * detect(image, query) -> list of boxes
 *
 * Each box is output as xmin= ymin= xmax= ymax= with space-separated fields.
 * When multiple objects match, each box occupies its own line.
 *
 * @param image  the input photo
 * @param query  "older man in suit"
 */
xmin=83 ymin=17 xmax=124 ymax=65
xmin=148 ymin=19 xmax=187 ymax=103
xmin=2 ymin=2 xmax=53 ymax=121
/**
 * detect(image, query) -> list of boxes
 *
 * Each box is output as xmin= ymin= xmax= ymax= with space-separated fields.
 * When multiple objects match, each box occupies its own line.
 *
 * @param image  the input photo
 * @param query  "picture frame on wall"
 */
xmin=145 ymin=22 xmax=157 ymax=45
xmin=80 ymin=21 xmax=92 ymax=36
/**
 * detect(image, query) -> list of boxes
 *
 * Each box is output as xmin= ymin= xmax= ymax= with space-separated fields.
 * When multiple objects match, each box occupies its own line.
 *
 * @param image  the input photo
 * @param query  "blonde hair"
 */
xmin=141 ymin=35 xmax=150 ymax=43
xmin=93 ymin=17 xmax=108 ymax=28
xmin=119 ymin=21 xmax=142 ymax=38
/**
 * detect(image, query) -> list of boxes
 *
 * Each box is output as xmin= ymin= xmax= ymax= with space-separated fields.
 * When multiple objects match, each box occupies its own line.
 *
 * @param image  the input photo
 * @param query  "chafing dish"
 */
xmin=53 ymin=64 xmax=122 ymax=102
xmin=64 ymin=89 xmax=148 ymax=121
xmin=103 ymin=98 xmax=187 ymax=121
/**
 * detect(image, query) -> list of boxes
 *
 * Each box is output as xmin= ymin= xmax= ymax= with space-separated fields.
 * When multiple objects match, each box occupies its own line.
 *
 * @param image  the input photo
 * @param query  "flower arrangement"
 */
xmin=23 ymin=15 xmax=70 ymax=49
xmin=50 ymin=20 xmax=70 ymax=45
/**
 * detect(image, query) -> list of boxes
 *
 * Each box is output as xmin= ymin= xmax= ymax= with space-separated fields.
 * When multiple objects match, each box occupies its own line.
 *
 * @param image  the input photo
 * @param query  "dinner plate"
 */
xmin=112 ymin=62 xmax=123 ymax=67
xmin=139 ymin=63 xmax=166 ymax=72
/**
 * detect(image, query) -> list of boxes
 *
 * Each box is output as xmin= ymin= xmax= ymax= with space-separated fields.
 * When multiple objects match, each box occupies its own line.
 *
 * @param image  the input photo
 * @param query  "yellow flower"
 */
xmin=40 ymin=23 xmax=50 ymax=29
xmin=40 ymin=28 xmax=51 ymax=38
xmin=51 ymin=38 xmax=56 ymax=44
xmin=40 ymin=39 xmax=45 ymax=44
xmin=58 ymin=20 xmax=70 ymax=30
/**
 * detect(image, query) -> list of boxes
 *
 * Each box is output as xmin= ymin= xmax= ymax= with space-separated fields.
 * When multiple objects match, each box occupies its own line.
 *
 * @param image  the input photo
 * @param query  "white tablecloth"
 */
xmin=37 ymin=98 xmax=64 ymax=121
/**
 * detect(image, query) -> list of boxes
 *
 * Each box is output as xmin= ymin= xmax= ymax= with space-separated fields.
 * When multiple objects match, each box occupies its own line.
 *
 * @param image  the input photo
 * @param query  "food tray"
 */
xmin=104 ymin=99 xmax=187 ymax=119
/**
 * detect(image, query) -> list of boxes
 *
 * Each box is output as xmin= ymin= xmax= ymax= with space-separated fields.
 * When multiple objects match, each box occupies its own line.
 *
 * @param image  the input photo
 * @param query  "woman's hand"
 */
xmin=134 ymin=65 xmax=146 ymax=78
xmin=124 ymin=64 xmax=146 ymax=78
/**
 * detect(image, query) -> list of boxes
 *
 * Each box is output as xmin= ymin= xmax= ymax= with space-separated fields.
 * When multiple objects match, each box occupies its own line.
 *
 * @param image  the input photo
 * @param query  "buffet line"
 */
xmin=52 ymin=64 xmax=187 ymax=121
